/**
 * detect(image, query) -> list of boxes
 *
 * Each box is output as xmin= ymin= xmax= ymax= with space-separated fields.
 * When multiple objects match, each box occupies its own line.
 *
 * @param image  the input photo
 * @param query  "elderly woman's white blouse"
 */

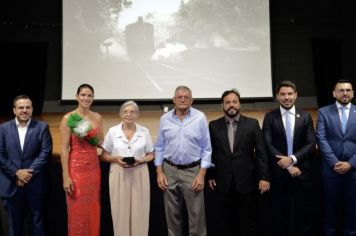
xmin=101 ymin=122 xmax=154 ymax=160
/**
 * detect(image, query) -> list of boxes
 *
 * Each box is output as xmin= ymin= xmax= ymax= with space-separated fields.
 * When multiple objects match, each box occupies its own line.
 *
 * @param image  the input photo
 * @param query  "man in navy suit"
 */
xmin=262 ymin=81 xmax=316 ymax=236
xmin=316 ymin=79 xmax=356 ymax=236
xmin=208 ymin=89 xmax=270 ymax=236
xmin=0 ymin=95 xmax=52 ymax=236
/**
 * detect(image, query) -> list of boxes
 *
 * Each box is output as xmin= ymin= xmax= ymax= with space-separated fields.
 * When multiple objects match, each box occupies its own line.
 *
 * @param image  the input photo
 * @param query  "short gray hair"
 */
xmin=120 ymin=100 xmax=139 ymax=114
xmin=174 ymin=85 xmax=192 ymax=97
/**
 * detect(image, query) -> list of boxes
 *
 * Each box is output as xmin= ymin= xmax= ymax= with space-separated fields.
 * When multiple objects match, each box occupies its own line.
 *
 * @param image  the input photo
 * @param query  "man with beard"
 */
xmin=0 ymin=95 xmax=52 ymax=236
xmin=262 ymin=81 xmax=316 ymax=236
xmin=316 ymin=79 xmax=356 ymax=235
xmin=207 ymin=89 xmax=270 ymax=236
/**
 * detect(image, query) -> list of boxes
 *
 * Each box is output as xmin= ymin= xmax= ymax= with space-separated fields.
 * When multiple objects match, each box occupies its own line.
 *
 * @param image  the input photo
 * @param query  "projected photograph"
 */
xmin=62 ymin=0 xmax=272 ymax=100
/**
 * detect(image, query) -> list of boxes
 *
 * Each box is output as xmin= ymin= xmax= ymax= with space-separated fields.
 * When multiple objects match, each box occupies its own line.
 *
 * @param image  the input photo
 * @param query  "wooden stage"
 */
xmin=25 ymin=109 xmax=318 ymax=158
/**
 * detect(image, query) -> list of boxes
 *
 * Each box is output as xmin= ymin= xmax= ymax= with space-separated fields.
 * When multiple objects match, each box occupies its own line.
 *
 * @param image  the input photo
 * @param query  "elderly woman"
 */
xmin=101 ymin=101 xmax=154 ymax=236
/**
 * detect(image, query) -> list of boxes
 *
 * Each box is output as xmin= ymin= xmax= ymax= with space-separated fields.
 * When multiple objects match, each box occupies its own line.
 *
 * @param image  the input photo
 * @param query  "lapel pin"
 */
xmin=296 ymin=114 xmax=300 ymax=118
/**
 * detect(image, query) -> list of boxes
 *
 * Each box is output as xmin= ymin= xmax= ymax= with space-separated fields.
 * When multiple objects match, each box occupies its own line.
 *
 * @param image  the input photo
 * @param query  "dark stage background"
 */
xmin=0 ymin=0 xmax=355 ymax=113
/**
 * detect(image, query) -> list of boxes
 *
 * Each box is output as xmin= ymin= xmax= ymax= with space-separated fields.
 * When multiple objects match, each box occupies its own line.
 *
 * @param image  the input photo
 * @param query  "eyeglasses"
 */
xmin=176 ymin=96 xmax=191 ymax=100
xmin=335 ymin=89 xmax=353 ymax=93
xmin=122 ymin=110 xmax=137 ymax=115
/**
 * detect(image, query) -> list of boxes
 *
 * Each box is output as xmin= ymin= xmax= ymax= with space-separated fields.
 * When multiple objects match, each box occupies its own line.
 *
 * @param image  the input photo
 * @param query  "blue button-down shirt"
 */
xmin=154 ymin=107 xmax=212 ymax=169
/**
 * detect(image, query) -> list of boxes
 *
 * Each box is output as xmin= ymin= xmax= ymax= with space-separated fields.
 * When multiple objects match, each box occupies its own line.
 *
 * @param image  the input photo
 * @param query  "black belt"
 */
xmin=164 ymin=159 xmax=200 ymax=169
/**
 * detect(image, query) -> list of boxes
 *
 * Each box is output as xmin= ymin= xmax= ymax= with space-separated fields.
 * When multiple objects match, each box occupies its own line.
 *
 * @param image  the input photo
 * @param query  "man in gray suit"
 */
xmin=316 ymin=79 xmax=356 ymax=236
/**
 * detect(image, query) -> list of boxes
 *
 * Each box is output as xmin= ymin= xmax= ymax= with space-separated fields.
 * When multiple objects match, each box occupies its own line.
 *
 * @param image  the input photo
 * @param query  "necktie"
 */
xmin=228 ymin=120 xmax=236 ymax=152
xmin=285 ymin=111 xmax=293 ymax=156
xmin=340 ymin=106 xmax=348 ymax=134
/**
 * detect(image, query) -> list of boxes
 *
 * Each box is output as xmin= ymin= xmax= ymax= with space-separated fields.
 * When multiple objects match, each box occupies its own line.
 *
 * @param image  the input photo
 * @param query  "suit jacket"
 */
xmin=0 ymin=119 xmax=53 ymax=198
xmin=208 ymin=115 xmax=269 ymax=194
xmin=316 ymin=102 xmax=356 ymax=179
xmin=262 ymin=108 xmax=316 ymax=180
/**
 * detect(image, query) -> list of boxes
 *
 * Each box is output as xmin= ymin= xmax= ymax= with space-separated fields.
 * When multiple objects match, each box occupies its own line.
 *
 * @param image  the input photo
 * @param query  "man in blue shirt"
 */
xmin=155 ymin=85 xmax=212 ymax=236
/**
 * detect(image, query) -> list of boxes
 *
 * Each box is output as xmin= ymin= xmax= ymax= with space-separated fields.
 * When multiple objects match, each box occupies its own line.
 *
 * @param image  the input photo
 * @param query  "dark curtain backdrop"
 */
xmin=311 ymin=38 xmax=343 ymax=108
xmin=0 ymin=43 xmax=47 ymax=116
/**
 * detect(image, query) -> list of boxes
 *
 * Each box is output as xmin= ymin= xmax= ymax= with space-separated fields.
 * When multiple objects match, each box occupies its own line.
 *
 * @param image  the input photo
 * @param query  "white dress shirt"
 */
xmin=16 ymin=118 xmax=31 ymax=151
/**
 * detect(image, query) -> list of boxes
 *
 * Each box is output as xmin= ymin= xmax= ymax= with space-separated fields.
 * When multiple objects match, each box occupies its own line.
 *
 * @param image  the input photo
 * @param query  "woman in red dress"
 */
xmin=60 ymin=84 xmax=103 ymax=236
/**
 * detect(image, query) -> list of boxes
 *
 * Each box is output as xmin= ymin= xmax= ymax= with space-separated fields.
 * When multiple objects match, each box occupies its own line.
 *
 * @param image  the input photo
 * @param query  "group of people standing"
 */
xmin=61 ymin=84 xmax=155 ymax=236
xmin=0 ymin=80 xmax=355 ymax=236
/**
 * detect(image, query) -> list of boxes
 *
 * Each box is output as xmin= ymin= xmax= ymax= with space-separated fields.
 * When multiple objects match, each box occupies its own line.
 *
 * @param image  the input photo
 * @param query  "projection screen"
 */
xmin=62 ymin=0 xmax=272 ymax=100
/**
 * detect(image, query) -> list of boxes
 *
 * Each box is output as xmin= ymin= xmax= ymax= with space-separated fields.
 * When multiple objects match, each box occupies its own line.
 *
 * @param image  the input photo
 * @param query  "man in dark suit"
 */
xmin=262 ymin=81 xmax=316 ymax=236
xmin=0 ymin=95 xmax=52 ymax=236
xmin=208 ymin=89 xmax=270 ymax=236
xmin=316 ymin=79 xmax=356 ymax=236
